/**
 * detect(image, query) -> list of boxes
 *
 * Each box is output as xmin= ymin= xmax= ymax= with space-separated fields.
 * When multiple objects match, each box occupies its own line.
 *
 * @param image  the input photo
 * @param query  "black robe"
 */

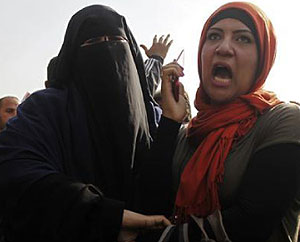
xmin=0 ymin=4 xmax=162 ymax=242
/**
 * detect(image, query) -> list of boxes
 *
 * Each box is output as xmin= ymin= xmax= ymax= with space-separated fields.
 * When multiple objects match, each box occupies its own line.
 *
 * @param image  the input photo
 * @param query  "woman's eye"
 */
xmin=236 ymin=35 xmax=251 ymax=43
xmin=207 ymin=33 xmax=221 ymax=41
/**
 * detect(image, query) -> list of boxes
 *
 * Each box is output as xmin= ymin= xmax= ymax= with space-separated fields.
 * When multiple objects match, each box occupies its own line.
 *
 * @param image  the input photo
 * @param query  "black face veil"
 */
xmin=49 ymin=5 xmax=156 ymax=201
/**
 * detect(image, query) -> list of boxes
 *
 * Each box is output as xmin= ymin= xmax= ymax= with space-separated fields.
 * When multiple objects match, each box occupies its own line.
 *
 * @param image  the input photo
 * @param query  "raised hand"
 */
xmin=140 ymin=34 xmax=173 ymax=60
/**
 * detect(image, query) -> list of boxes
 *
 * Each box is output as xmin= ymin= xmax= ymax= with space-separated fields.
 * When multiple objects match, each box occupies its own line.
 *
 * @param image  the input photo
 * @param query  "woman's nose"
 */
xmin=215 ymin=38 xmax=234 ymax=57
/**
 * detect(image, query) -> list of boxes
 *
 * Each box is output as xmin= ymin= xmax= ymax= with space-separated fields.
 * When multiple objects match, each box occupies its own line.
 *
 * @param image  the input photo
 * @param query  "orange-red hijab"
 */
xmin=175 ymin=2 xmax=281 ymax=220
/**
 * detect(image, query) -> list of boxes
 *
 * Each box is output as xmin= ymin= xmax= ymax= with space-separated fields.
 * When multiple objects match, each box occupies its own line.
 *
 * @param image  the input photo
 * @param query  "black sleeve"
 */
xmin=220 ymin=143 xmax=299 ymax=242
xmin=3 ymin=173 xmax=124 ymax=242
xmin=180 ymin=143 xmax=300 ymax=242
xmin=0 ymin=90 xmax=125 ymax=242
xmin=137 ymin=116 xmax=181 ymax=217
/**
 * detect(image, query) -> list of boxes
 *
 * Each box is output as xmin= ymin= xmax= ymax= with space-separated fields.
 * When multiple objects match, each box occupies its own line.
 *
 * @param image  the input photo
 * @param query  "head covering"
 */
xmin=175 ymin=2 xmax=281 ymax=220
xmin=45 ymin=56 xmax=57 ymax=88
xmin=47 ymin=56 xmax=58 ymax=82
xmin=48 ymin=5 xmax=155 ymax=201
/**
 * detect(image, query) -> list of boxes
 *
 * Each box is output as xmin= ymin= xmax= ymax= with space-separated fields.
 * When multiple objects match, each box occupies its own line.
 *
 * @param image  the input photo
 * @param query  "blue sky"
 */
xmin=0 ymin=0 xmax=299 ymax=114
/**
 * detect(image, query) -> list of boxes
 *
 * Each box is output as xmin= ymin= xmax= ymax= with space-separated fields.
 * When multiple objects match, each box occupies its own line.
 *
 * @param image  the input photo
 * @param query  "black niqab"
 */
xmin=49 ymin=5 xmax=155 ymax=202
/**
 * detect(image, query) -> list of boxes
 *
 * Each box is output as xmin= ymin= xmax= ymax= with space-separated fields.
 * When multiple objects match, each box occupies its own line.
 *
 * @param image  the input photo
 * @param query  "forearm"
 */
xmin=138 ymin=116 xmax=181 ymax=216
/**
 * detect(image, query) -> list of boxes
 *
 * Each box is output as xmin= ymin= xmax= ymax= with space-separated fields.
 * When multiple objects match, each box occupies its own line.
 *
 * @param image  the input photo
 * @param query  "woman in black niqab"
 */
xmin=51 ymin=5 xmax=157 ymax=201
xmin=0 ymin=5 xmax=169 ymax=242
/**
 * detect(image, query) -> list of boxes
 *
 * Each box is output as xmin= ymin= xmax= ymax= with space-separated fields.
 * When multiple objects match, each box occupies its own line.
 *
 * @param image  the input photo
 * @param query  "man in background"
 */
xmin=0 ymin=96 xmax=19 ymax=240
xmin=0 ymin=96 xmax=19 ymax=132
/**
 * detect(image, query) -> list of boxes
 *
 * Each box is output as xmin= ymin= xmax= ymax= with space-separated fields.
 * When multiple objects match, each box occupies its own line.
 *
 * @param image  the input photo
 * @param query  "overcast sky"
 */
xmin=0 ymin=0 xmax=298 ymax=114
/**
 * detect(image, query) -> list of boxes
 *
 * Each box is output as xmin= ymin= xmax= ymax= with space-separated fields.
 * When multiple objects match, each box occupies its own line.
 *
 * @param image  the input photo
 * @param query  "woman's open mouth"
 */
xmin=212 ymin=64 xmax=232 ymax=86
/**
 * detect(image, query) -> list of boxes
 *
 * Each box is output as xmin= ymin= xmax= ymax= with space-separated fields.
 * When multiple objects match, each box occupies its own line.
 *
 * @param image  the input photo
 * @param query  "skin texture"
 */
xmin=201 ymin=18 xmax=258 ymax=104
xmin=0 ymin=97 xmax=19 ymax=131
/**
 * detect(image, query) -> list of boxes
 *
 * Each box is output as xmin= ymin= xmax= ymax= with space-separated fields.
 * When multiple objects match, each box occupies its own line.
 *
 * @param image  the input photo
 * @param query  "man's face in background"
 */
xmin=0 ymin=97 xmax=19 ymax=131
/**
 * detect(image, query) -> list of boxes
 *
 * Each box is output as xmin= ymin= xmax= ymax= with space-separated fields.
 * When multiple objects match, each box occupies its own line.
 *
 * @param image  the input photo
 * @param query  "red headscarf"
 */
xmin=175 ymin=2 xmax=281 ymax=219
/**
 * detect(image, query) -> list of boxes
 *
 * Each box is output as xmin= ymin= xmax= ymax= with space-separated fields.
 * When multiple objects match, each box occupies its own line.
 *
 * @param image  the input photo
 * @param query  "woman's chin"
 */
xmin=206 ymin=90 xmax=236 ymax=105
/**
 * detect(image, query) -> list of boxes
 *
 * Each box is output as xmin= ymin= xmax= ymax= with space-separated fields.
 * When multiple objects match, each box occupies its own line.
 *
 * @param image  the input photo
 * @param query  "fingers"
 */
xmin=163 ymin=34 xmax=173 ymax=49
xmin=178 ymin=82 xmax=185 ymax=96
xmin=162 ymin=62 xmax=184 ymax=80
xmin=146 ymin=216 xmax=171 ymax=229
xmin=167 ymin=39 xmax=173 ymax=48
xmin=158 ymin=34 xmax=173 ymax=46
xmin=147 ymin=34 xmax=173 ymax=59
xmin=160 ymin=216 xmax=172 ymax=226
xmin=122 ymin=210 xmax=171 ymax=230
xmin=153 ymin=34 xmax=157 ymax=44
xmin=140 ymin=44 xmax=150 ymax=58
xmin=140 ymin=44 xmax=148 ymax=52
xmin=158 ymin=35 xmax=164 ymax=43
xmin=163 ymin=34 xmax=170 ymax=44
xmin=161 ymin=63 xmax=184 ymax=104
xmin=171 ymin=59 xmax=184 ymax=70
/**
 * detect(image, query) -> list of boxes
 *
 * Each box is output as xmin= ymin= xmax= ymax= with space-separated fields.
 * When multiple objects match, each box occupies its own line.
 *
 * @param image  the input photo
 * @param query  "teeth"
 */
xmin=214 ymin=76 xmax=231 ymax=83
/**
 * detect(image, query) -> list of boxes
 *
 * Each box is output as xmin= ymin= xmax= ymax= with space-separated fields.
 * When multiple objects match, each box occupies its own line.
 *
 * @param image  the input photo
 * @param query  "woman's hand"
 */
xmin=161 ymin=62 xmax=187 ymax=123
xmin=118 ymin=210 xmax=171 ymax=242
xmin=121 ymin=209 xmax=171 ymax=229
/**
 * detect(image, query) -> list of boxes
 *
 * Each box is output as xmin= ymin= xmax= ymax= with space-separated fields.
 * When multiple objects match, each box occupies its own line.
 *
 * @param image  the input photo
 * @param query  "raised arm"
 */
xmin=142 ymin=35 xmax=173 ymax=95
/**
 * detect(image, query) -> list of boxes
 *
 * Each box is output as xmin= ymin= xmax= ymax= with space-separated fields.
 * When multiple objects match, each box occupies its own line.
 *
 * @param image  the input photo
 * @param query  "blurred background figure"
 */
xmin=0 ymin=96 xmax=19 ymax=132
